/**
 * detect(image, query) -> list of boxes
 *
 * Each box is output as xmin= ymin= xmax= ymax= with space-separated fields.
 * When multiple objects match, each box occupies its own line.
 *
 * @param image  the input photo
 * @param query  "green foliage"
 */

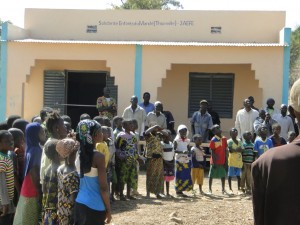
xmin=112 ymin=0 xmax=183 ymax=10
xmin=290 ymin=26 xmax=300 ymax=86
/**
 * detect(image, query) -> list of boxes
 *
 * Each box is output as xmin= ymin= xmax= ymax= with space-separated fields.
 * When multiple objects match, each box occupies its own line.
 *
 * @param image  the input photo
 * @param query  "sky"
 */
xmin=0 ymin=0 xmax=299 ymax=30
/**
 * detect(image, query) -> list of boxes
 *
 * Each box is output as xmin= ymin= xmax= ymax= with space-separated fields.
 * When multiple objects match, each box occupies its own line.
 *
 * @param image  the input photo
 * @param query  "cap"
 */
xmin=200 ymin=100 xmax=208 ymax=105
xmin=210 ymin=124 xmax=220 ymax=131
xmin=290 ymin=79 xmax=300 ymax=112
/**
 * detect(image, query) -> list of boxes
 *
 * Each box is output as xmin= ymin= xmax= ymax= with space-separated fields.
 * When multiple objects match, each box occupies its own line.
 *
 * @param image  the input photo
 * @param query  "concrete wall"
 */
xmin=23 ymin=9 xmax=285 ymax=42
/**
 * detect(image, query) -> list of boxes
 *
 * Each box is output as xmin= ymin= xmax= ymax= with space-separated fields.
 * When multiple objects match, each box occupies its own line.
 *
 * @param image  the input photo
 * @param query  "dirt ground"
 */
xmin=109 ymin=171 xmax=253 ymax=225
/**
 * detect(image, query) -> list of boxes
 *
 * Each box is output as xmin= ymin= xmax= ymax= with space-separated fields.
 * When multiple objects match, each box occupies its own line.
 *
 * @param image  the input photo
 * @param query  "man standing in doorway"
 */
xmin=190 ymin=100 xmax=213 ymax=143
xmin=96 ymin=87 xmax=117 ymax=120
xmin=139 ymin=92 xmax=155 ymax=115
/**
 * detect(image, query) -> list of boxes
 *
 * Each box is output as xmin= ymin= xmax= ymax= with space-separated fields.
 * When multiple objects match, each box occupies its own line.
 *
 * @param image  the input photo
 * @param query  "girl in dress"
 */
xmin=56 ymin=138 xmax=80 ymax=225
xmin=173 ymin=124 xmax=193 ymax=197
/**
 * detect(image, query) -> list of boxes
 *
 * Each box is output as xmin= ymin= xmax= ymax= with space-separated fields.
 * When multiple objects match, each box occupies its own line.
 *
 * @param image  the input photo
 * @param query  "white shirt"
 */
xmin=122 ymin=105 xmax=146 ymax=136
xmin=273 ymin=114 xmax=295 ymax=140
xmin=235 ymin=108 xmax=259 ymax=139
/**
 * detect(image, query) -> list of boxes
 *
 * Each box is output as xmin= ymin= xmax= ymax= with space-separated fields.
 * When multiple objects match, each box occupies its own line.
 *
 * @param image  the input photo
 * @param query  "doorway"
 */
xmin=66 ymin=71 xmax=107 ymax=128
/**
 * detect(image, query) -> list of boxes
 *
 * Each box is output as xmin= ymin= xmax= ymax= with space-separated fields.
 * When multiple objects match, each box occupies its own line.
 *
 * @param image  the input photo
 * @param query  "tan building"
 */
xmin=0 ymin=9 xmax=291 ymax=134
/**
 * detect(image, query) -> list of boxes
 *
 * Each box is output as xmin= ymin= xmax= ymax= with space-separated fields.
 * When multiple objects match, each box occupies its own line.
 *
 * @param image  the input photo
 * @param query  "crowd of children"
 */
xmin=0 ymin=101 xmax=298 ymax=225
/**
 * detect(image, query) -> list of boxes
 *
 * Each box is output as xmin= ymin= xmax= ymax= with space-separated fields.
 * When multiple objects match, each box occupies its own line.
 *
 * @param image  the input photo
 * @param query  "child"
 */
xmin=227 ymin=128 xmax=243 ymax=195
xmin=113 ymin=116 xmax=123 ymax=139
xmin=191 ymin=134 xmax=206 ymax=195
xmin=162 ymin=130 xmax=175 ymax=198
xmin=0 ymin=130 xmax=15 ymax=225
xmin=241 ymin=131 xmax=255 ymax=194
xmin=270 ymin=123 xmax=287 ymax=147
xmin=56 ymin=138 xmax=80 ymax=225
xmin=8 ymin=128 xmax=25 ymax=186
xmin=144 ymin=124 xmax=167 ymax=199
xmin=13 ymin=122 xmax=46 ymax=225
xmin=115 ymin=119 xmax=139 ymax=200
xmin=96 ymin=126 xmax=110 ymax=168
xmin=208 ymin=124 xmax=227 ymax=195
xmin=42 ymin=139 xmax=60 ymax=225
xmin=254 ymin=125 xmax=273 ymax=158
xmin=287 ymin=131 xmax=297 ymax=143
xmin=174 ymin=124 xmax=193 ymax=197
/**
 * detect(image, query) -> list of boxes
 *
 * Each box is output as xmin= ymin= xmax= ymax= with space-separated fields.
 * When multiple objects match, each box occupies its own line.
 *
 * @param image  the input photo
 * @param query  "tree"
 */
xmin=112 ymin=0 xmax=183 ymax=10
xmin=290 ymin=26 xmax=300 ymax=86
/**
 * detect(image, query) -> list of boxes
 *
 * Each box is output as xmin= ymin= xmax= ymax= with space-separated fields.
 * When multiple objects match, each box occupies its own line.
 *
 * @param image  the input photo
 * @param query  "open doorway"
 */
xmin=66 ymin=71 xmax=107 ymax=128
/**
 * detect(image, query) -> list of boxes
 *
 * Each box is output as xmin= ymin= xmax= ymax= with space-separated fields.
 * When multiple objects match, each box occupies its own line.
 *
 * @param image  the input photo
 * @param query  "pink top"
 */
xmin=21 ymin=173 xmax=37 ymax=197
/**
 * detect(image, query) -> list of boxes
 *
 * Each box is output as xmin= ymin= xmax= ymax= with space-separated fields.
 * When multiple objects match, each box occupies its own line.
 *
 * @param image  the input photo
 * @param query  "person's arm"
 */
xmin=235 ymin=112 xmax=242 ymax=139
xmin=95 ymin=152 xmax=111 ymax=224
xmin=0 ymin=172 xmax=9 ymax=216
xmin=144 ymin=125 xmax=162 ymax=135
xmin=190 ymin=113 xmax=196 ymax=135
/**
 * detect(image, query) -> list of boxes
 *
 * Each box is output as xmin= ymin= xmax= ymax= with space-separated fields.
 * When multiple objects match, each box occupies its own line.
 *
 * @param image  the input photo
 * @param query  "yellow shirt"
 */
xmin=95 ymin=142 xmax=110 ymax=168
xmin=227 ymin=138 xmax=243 ymax=168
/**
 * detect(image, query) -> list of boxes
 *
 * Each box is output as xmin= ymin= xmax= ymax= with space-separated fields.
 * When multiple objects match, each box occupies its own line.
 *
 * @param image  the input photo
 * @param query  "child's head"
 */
xmin=61 ymin=115 xmax=72 ymax=126
xmin=8 ymin=128 xmax=24 ymax=149
xmin=44 ymin=139 xmax=60 ymax=163
xmin=64 ymin=121 xmax=72 ymax=134
xmin=103 ymin=117 xmax=111 ymax=128
xmin=211 ymin=124 xmax=221 ymax=136
xmin=177 ymin=124 xmax=188 ymax=138
xmin=266 ymin=98 xmax=275 ymax=108
xmin=101 ymin=126 xmax=110 ymax=141
xmin=12 ymin=119 xmax=29 ymax=134
xmin=113 ymin=116 xmax=123 ymax=129
xmin=243 ymin=131 xmax=252 ymax=142
xmin=258 ymin=125 xmax=268 ymax=138
xmin=6 ymin=115 xmax=21 ymax=129
xmin=229 ymin=128 xmax=238 ymax=139
xmin=32 ymin=116 xmax=42 ymax=124
xmin=0 ymin=121 xmax=9 ymax=130
xmin=122 ymin=119 xmax=132 ymax=133
xmin=288 ymin=131 xmax=296 ymax=142
xmin=80 ymin=113 xmax=91 ymax=121
xmin=131 ymin=119 xmax=138 ymax=132
xmin=0 ymin=130 xmax=14 ymax=152
xmin=193 ymin=134 xmax=202 ymax=145
xmin=25 ymin=122 xmax=46 ymax=146
xmin=272 ymin=123 xmax=281 ymax=135
xmin=46 ymin=111 xmax=68 ymax=139
xmin=163 ymin=129 xmax=172 ymax=142
xmin=56 ymin=138 xmax=80 ymax=165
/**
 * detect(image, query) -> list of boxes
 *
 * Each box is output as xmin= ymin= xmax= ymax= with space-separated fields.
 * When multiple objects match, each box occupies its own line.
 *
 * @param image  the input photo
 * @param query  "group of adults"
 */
xmin=96 ymin=87 xmax=176 ymax=138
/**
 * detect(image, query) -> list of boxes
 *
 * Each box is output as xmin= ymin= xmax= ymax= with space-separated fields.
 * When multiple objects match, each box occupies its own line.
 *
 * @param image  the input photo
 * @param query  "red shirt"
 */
xmin=209 ymin=135 xmax=227 ymax=165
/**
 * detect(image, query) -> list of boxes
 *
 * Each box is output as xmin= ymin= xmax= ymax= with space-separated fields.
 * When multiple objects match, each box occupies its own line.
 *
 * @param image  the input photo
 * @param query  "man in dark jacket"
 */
xmin=252 ymin=78 xmax=300 ymax=225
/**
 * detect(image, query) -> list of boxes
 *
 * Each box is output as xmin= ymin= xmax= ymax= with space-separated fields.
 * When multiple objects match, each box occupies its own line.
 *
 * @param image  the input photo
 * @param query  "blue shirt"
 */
xmin=191 ymin=111 xmax=213 ymax=142
xmin=254 ymin=137 xmax=273 ymax=157
xmin=75 ymin=160 xmax=105 ymax=211
xmin=139 ymin=102 xmax=155 ymax=115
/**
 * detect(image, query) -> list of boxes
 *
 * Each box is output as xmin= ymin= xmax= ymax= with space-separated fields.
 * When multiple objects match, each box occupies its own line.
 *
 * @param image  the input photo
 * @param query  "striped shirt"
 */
xmin=0 ymin=152 xmax=14 ymax=201
xmin=242 ymin=142 xmax=255 ymax=164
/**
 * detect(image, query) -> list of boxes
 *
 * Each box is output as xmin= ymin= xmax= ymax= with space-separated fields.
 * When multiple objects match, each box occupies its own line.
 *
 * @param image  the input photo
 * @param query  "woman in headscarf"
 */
xmin=173 ymin=124 xmax=193 ymax=197
xmin=74 ymin=119 xmax=111 ymax=225
xmin=13 ymin=122 xmax=46 ymax=225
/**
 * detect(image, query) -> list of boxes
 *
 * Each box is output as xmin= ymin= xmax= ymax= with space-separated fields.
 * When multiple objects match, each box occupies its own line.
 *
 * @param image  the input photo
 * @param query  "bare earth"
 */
xmin=109 ymin=171 xmax=253 ymax=225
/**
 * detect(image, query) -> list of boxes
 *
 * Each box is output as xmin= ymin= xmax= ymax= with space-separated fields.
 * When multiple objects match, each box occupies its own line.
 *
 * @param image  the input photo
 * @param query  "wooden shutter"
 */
xmin=44 ymin=71 xmax=66 ymax=115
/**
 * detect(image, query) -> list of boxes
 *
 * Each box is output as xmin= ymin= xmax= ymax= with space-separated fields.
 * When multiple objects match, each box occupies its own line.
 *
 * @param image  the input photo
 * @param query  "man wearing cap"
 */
xmin=190 ymin=100 xmax=213 ymax=143
xmin=146 ymin=101 xmax=167 ymax=129
xmin=252 ymin=79 xmax=300 ymax=225
xmin=235 ymin=98 xmax=259 ymax=140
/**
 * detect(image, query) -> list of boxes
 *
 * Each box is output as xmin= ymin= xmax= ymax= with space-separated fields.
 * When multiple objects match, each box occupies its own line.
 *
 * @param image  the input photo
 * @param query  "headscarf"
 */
xmin=76 ymin=119 xmax=101 ymax=177
xmin=56 ymin=138 xmax=80 ymax=159
xmin=23 ymin=122 xmax=42 ymax=177
xmin=175 ymin=124 xmax=189 ymax=140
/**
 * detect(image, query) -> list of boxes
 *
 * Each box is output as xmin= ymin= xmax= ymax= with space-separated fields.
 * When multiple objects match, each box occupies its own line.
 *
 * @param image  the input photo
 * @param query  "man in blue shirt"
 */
xmin=139 ymin=92 xmax=155 ymax=115
xmin=190 ymin=100 xmax=213 ymax=143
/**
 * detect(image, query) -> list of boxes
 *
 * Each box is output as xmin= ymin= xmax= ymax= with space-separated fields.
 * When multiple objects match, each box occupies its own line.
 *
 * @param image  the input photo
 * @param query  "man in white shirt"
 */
xmin=273 ymin=104 xmax=295 ymax=140
xmin=122 ymin=96 xmax=147 ymax=138
xmin=146 ymin=101 xmax=167 ymax=129
xmin=235 ymin=98 xmax=259 ymax=140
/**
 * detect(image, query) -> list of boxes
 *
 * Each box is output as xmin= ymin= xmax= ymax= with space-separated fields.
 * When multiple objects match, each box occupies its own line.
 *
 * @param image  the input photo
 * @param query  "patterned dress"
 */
xmin=57 ymin=170 xmax=79 ymax=225
xmin=115 ymin=131 xmax=138 ymax=189
xmin=145 ymin=134 xmax=164 ymax=194
xmin=42 ymin=166 xmax=59 ymax=225
xmin=96 ymin=96 xmax=117 ymax=120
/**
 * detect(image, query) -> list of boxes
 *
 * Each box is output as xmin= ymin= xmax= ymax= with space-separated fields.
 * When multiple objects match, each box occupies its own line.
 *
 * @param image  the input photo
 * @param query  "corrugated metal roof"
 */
xmin=7 ymin=39 xmax=288 ymax=47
